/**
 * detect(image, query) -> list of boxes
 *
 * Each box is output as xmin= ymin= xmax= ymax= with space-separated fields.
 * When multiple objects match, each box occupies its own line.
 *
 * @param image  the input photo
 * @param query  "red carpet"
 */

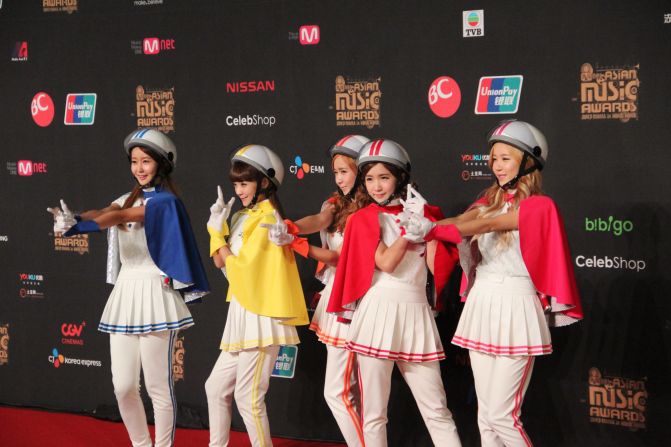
xmin=0 ymin=406 xmax=345 ymax=447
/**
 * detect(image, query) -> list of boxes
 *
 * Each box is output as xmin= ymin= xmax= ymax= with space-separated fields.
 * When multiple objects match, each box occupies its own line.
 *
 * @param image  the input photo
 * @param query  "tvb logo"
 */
xmin=585 ymin=217 xmax=633 ymax=236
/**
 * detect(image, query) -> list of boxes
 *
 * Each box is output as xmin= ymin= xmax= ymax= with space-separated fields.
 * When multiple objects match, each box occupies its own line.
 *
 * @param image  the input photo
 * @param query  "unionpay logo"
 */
xmin=31 ymin=92 xmax=55 ymax=127
xmin=463 ymin=10 xmax=484 ymax=37
xmin=428 ymin=76 xmax=461 ymax=118
xmin=475 ymin=76 xmax=523 ymax=114
xmin=290 ymin=156 xmax=325 ymax=179
xmin=64 ymin=93 xmax=96 ymax=125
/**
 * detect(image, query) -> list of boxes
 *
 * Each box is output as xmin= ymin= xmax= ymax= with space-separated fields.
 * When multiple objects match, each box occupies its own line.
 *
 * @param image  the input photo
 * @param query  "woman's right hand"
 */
xmin=47 ymin=199 xmax=77 ymax=235
xmin=207 ymin=186 xmax=235 ymax=234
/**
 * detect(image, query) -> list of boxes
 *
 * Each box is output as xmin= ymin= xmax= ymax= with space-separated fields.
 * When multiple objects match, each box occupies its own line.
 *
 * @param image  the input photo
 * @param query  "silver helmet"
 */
xmin=124 ymin=128 xmax=177 ymax=169
xmin=231 ymin=144 xmax=284 ymax=187
xmin=488 ymin=120 xmax=548 ymax=168
xmin=356 ymin=139 xmax=411 ymax=173
xmin=329 ymin=135 xmax=370 ymax=159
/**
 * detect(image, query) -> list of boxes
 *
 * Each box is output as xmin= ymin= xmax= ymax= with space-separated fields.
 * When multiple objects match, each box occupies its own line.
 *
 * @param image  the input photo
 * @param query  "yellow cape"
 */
xmin=225 ymin=200 xmax=309 ymax=326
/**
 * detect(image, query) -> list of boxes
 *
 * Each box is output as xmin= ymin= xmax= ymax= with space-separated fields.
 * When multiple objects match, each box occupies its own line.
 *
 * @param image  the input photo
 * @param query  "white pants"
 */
xmin=324 ymin=345 xmax=364 ymax=446
xmin=469 ymin=351 xmax=535 ymax=447
xmin=110 ymin=331 xmax=178 ymax=447
xmin=357 ymin=354 xmax=462 ymax=447
xmin=205 ymin=346 xmax=280 ymax=447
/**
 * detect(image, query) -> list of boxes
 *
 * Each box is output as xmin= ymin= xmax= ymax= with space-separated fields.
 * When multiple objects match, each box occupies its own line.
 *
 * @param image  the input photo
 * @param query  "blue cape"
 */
xmin=144 ymin=189 xmax=210 ymax=301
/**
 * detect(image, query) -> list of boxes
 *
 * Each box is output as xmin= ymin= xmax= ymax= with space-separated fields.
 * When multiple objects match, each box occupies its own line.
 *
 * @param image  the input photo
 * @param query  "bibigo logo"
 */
xmin=290 ymin=156 xmax=325 ymax=180
xmin=585 ymin=216 xmax=633 ymax=236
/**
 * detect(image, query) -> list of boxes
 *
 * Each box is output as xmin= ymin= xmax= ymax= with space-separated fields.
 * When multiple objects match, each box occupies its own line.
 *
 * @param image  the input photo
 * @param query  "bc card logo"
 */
xmin=64 ymin=93 xmax=96 ymax=125
xmin=475 ymin=76 xmax=523 ymax=114
xmin=272 ymin=345 xmax=298 ymax=378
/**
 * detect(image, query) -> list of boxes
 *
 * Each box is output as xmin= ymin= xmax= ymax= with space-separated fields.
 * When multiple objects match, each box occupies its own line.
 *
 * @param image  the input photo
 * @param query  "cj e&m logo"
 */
xmin=61 ymin=321 xmax=86 ymax=346
xmin=290 ymin=156 xmax=325 ymax=180
xmin=428 ymin=76 xmax=461 ymax=118
xmin=475 ymin=76 xmax=523 ymax=114
xmin=463 ymin=10 xmax=484 ymax=37
xmin=226 ymin=80 xmax=275 ymax=93
xmin=64 ymin=93 xmax=96 ymax=125
xmin=584 ymin=216 xmax=633 ymax=236
xmin=31 ymin=92 xmax=55 ymax=127
xmin=11 ymin=41 xmax=28 ymax=62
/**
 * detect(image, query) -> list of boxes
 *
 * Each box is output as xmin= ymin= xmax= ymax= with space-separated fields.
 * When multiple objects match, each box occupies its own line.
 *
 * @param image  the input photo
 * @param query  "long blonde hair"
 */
xmin=473 ymin=145 xmax=543 ymax=247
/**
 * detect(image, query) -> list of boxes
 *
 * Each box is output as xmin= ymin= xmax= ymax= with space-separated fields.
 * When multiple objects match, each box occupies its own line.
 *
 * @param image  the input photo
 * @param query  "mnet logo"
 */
xmin=299 ymin=25 xmax=320 ymax=45
xmin=17 ymin=160 xmax=48 ymax=176
xmin=290 ymin=156 xmax=325 ymax=180
xmin=143 ymin=37 xmax=175 ymax=55
xmin=11 ymin=41 xmax=28 ymax=62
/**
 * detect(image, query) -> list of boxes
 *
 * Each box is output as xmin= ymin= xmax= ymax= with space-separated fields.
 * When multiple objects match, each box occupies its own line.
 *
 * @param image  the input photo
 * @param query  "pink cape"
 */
xmin=459 ymin=195 xmax=583 ymax=326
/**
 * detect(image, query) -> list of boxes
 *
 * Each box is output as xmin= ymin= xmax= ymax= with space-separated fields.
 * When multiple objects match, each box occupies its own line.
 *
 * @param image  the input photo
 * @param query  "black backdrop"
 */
xmin=1 ymin=1 xmax=670 ymax=446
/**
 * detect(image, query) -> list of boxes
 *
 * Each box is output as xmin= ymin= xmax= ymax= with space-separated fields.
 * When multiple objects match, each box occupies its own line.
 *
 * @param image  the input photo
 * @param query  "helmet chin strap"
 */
xmin=496 ymin=152 xmax=542 ymax=191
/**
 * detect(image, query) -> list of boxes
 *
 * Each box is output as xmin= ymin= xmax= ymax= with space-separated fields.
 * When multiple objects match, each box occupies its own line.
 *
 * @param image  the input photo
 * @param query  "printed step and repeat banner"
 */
xmin=1 ymin=1 xmax=670 ymax=446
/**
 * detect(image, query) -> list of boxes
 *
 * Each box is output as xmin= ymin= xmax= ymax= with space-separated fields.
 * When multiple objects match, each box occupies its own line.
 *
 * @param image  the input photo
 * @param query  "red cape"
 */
xmin=459 ymin=195 xmax=583 ymax=326
xmin=327 ymin=202 xmax=459 ymax=315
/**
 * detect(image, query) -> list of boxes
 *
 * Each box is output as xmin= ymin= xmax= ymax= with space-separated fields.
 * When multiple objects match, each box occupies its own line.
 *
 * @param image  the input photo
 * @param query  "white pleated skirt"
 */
xmin=309 ymin=278 xmax=350 ymax=348
xmin=346 ymin=280 xmax=445 ymax=362
xmin=219 ymin=297 xmax=300 ymax=352
xmin=99 ymin=266 xmax=194 ymax=334
xmin=452 ymin=272 xmax=552 ymax=356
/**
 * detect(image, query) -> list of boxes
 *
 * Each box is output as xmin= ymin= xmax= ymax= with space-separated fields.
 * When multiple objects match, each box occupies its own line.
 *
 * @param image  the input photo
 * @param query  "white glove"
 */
xmin=400 ymin=212 xmax=435 ymax=243
xmin=207 ymin=185 xmax=235 ymax=233
xmin=47 ymin=199 xmax=77 ymax=235
xmin=260 ymin=211 xmax=295 ymax=246
xmin=400 ymin=184 xmax=427 ymax=217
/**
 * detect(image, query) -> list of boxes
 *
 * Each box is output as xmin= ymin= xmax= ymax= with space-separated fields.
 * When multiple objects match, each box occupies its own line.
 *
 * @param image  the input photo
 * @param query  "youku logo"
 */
xmin=334 ymin=75 xmax=381 ymax=129
xmin=19 ymin=272 xmax=45 ymax=299
xmin=578 ymin=63 xmax=639 ymax=122
xmin=290 ymin=156 xmax=325 ymax=180
xmin=460 ymin=153 xmax=492 ymax=181
xmin=48 ymin=348 xmax=102 ymax=369
xmin=135 ymin=85 xmax=174 ymax=133
xmin=585 ymin=216 xmax=633 ymax=236
xmin=588 ymin=367 xmax=647 ymax=429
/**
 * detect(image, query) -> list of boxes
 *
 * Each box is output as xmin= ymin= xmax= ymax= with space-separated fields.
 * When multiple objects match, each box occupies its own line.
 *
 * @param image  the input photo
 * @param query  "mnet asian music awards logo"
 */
xmin=272 ymin=345 xmax=298 ymax=378
xmin=134 ymin=85 xmax=175 ymax=133
xmin=587 ymin=367 xmax=647 ymax=429
xmin=290 ymin=156 xmax=325 ymax=180
xmin=463 ymin=10 xmax=484 ymax=37
xmin=427 ymin=76 xmax=461 ymax=118
xmin=31 ymin=92 xmax=55 ymax=127
xmin=460 ymin=153 xmax=491 ymax=181
xmin=11 ymin=41 xmax=28 ymax=61
xmin=6 ymin=160 xmax=48 ymax=176
xmin=64 ymin=93 xmax=96 ymax=125
xmin=43 ymin=0 xmax=78 ymax=14
xmin=0 ymin=324 xmax=9 ymax=366
xmin=334 ymin=75 xmax=382 ymax=129
xmin=53 ymin=232 xmax=89 ymax=255
xmin=289 ymin=25 xmax=320 ymax=45
xmin=475 ymin=76 xmax=523 ymax=114
xmin=577 ymin=63 xmax=639 ymax=122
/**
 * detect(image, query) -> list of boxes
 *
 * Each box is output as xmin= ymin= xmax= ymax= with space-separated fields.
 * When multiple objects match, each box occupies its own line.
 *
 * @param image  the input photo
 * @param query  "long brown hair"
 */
xmin=353 ymin=162 xmax=414 ymax=209
xmin=119 ymin=146 xmax=179 ymax=229
xmin=328 ymin=154 xmax=358 ymax=233
xmin=229 ymin=161 xmax=286 ymax=219
xmin=474 ymin=146 xmax=543 ymax=247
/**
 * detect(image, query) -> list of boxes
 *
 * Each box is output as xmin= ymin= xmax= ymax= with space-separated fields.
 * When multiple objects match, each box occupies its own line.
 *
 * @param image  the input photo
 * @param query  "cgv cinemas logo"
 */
xmin=578 ymin=63 xmax=639 ymax=122
xmin=334 ymin=75 xmax=381 ymax=129
xmin=135 ymin=85 xmax=175 ymax=133
xmin=0 ymin=324 xmax=9 ymax=366
xmin=172 ymin=333 xmax=185 ymax=381
xmin=588 ymin=367 xmax=647 ymax=429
